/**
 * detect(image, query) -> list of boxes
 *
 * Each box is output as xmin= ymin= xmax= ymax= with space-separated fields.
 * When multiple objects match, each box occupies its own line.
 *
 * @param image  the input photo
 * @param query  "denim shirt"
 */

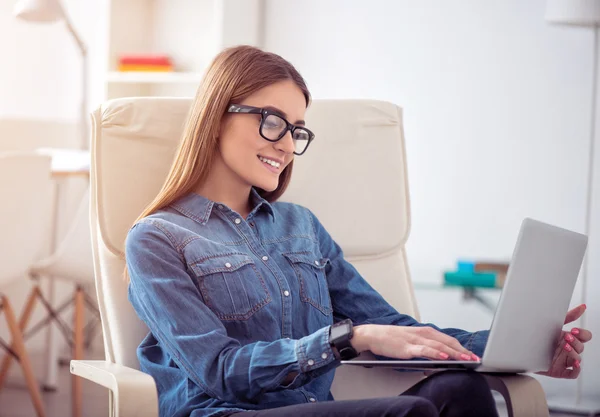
xmin=125 ymin=188 xmax=489 ymax=417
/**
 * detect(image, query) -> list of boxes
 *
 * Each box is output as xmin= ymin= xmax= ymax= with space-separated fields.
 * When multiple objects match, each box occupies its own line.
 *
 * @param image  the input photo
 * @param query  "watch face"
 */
xmin=331 ymin=322 xmax=350 ymax=341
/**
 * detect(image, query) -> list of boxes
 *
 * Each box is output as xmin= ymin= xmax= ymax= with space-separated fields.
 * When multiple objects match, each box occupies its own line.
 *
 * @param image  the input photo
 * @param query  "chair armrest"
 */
xmin=70 ymin=360 xmax=158 ymax=417
xmin=484 ymin=374 xmax=549 ymax=417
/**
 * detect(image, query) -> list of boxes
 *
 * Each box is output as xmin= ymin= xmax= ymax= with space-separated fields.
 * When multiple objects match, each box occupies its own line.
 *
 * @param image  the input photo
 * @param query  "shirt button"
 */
xmin=234 ymin=218 xmax=241 ymax=224
xmin=283 ymin=290 xmax=290 ymax=297
xmin=218 ymin=204 xmax=224 ymax=209
xmin=262 ymin=256 xmax=268 ymax=261
xmin=309 ymin=397 xmax=316 ymax=402
xmin=321 ymin=353 xmax=328 ymax=359
xmin=314 ymin=260 xmax=320 ymax=266
xmin=307 ymin=359 xmax=315 ymax=366
xmin=225 ymin=263 xmax=232 ymax=268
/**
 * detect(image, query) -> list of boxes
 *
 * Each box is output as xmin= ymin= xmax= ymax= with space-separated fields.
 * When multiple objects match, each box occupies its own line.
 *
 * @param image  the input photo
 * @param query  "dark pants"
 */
xmin=229 ymin=371 xmax=499 ymax=417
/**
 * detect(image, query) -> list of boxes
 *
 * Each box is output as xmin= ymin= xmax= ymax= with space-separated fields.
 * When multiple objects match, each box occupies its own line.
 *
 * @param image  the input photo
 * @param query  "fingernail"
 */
xmin=575 ymin=360 xmax=581 ymax=368
xmin=461 ymin=354 xmax=471 ymax=361
xmin=472 ymin=354 xmax=480 ymax=361
xmin=439 ymin=352 xmax=449 ymax=359
xmin=565 ymin=334 xmax=575 ymax=342
xmin=572 ymin=328 xmax=580 ymax=335
xmin=564 ymin=343 xmax=573 ymax=352
xmin=583 ymin=304 xmax=587 ymax=309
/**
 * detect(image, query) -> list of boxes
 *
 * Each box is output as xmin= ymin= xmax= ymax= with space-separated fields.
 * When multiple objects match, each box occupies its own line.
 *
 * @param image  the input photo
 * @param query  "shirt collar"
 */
xmin=170 ymin=187 xmax=275 ymax=225
xmin=249 ymin=187 xmax=276 ymax=222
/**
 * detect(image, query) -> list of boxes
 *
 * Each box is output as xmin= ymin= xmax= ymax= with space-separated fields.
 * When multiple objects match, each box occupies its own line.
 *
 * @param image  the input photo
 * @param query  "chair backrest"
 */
xmin=31 ymin=192 xmax=95 ymax=284
xmin=0 ymin=152 xmax=53 ymax=286
xmin=90 ymin=97 xmax=423 ymax=400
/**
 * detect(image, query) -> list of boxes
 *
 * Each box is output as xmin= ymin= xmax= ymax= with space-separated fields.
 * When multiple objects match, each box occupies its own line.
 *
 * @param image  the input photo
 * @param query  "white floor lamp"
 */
xmin=545 ymin=0 xmax=600 ymax=415
xmin=12 ymin=1 xmax=89 ymax=391
xmin=13 ymin=0 xmax=88 ymax=150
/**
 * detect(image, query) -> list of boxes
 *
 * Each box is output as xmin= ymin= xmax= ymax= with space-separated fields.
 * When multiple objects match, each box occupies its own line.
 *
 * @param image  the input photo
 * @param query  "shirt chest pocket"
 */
xmin=282 ymin=251 xmax=332 ymax=316
xmin=189 ymin=253 xmax=272 ymax=321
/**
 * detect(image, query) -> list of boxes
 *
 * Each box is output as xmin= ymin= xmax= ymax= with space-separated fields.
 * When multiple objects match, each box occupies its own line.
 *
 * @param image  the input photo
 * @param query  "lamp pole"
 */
xmin=13 ymin=0 xmax=88 ymax=149
xmin=63 ymin=13 xmax=88 ymax=150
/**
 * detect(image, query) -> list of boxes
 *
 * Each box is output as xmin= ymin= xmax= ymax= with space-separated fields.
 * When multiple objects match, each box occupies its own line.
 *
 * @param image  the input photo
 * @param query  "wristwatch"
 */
xmin=329 ymin=319 xmax=359 ymax=360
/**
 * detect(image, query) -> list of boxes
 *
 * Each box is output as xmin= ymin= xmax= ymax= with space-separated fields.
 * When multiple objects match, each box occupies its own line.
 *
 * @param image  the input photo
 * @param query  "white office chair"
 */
xmin=0 ymin=152 xmax=53 ymax=417
xmin=0 ymin=191 xmax=98 ymax=417
xmin=71 ymin=97 xmax=549 ymax=417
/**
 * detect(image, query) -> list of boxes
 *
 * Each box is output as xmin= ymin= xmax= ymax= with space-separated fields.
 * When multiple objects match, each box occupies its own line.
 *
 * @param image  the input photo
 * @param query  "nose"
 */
xmin=274 ymin=130 xmax=295 ymax=155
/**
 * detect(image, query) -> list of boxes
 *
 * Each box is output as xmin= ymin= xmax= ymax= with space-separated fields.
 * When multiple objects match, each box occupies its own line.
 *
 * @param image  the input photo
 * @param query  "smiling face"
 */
xmin=216 ymin=80 xmax=308 ymax=193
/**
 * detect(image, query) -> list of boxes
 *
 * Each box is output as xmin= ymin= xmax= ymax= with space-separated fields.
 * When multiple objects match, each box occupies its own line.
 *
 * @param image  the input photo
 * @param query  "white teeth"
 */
xmin=258 ymin=156 xmax=281 ymax=168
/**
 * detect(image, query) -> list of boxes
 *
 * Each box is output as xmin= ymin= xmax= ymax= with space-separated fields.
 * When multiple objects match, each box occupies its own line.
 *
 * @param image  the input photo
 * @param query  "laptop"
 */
xmin=341 ymin=218 xmax=588 ymax=373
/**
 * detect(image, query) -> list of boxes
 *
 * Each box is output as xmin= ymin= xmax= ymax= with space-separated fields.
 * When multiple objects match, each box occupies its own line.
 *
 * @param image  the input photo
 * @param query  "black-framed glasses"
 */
xmin=227 ymin=104 xmax=315 ymax=155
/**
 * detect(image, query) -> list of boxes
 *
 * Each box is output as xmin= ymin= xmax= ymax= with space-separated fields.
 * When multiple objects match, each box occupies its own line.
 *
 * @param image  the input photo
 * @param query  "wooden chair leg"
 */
xmin=72 ymin=287 xmax=85 ymax=417
xmin=1 ymin=295 xmax=46 ymax=417
xmin=0 ymin=286 xmax=40 ymax=390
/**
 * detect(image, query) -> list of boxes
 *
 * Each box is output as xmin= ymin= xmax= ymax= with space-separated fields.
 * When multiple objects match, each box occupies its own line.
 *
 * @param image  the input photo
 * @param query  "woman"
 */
xmin=125 ymin=46 xmax=592 ymax=417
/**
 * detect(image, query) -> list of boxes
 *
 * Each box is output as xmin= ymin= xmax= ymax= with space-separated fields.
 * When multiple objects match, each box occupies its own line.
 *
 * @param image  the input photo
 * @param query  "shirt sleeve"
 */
xmin=307 ymin=209 xmax=489 ymax=358
xmin=126 ymin=220 xmax=339 ymax=404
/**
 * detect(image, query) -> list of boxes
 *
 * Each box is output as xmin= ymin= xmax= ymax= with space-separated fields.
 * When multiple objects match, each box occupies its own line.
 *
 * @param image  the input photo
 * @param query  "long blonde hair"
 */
xmin=124 ymin=46 xmax=310 ymax=280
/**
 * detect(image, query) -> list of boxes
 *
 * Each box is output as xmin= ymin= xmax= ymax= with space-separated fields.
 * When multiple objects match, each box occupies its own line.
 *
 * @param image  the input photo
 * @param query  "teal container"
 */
xmin=444 ymin=270 xmax=497 ymax=288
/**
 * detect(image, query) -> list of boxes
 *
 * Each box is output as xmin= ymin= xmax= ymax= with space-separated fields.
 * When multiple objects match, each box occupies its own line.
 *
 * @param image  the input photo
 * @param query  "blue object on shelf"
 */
xmin=457 ymin=260 xmax=475 ymax=272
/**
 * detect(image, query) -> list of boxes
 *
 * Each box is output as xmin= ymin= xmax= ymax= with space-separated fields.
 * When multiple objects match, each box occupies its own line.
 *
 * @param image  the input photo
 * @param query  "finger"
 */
xmin=562 ymin=343 xmax=581 ymax=367
xmin=565 ymin=333 xmax=584 ymax=354
xmin=414 ymin=327 xmax=475 ymax=358
xmin=547 ymin=337 xmax=572 ymax=371
xmin=565 ymin=350 xmax=581 ymax=369
xmin=549 ymin=365 xmax=582 ymax=380
xmin=564 ymin=304 xmax=586 ymax=324
xmin=408 ymin=344 xmax=456 ymax=361
xmin=570 ymin=328 xmax=593 ymax=343
xmin=565 ymin=366 xmax=582 ymax=379
xmin=421 ymin=339 xmax=472 ymax=362
xmin=544 ymin=345 xmax=581 ymax=378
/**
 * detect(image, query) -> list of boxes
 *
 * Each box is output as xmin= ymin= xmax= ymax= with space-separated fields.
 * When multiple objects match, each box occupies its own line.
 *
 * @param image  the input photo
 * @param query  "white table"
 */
xmin=37 ymin=147 xmax=90 ymax=177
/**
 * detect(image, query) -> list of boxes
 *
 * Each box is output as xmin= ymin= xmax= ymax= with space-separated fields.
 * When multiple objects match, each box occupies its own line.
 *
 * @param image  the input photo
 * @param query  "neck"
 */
xmin=194 ymin=160 xmax=253 ymax=219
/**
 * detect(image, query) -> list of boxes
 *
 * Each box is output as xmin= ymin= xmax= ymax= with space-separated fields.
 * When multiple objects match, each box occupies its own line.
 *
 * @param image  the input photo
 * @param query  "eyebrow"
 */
xmin=264 ymin=105 xmax=305 ymax=125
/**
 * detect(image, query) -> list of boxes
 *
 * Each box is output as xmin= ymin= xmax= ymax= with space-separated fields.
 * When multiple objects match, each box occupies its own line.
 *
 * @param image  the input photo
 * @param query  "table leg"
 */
xmin=42 ymin=278 xmax=61 ymax=391
xmin=463 ymin=287 xmax=497 ymax=313
xmin=42 ymin=180 xmax=63 ymax=391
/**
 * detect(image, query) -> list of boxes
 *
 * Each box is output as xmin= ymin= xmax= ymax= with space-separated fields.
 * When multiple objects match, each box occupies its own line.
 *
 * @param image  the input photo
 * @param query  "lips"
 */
xmin=257 ymin=155 xmax=281 ymax=173
xmin=257 ymin=155 xmax=284 ymax=165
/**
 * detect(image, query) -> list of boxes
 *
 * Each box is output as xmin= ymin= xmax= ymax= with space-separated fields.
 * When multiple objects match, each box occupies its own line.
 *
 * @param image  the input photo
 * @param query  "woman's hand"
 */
xmin=351 ymin=324 xmax=479 ymax=361
xmin=537 ymin=304 xmax=593 ymax=379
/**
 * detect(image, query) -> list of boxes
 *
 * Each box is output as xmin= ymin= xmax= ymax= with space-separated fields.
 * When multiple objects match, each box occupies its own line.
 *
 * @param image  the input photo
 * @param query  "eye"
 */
xmin=263 ymin=114 xmax=285 ymax=130
xmin=292 ymin=129 xmax=310 ymax=141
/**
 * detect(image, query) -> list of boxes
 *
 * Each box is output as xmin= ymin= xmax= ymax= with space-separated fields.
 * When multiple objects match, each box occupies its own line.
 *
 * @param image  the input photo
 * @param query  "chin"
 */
xmin=251 ymin=173 xmax=280 ymax=192
xmin=255 ymin=179 xmax=279 ymax=192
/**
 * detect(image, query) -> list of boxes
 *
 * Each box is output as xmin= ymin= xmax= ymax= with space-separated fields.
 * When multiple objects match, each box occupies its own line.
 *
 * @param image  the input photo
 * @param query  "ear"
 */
xmin=217 ymin=114 xmax=232 ymax=139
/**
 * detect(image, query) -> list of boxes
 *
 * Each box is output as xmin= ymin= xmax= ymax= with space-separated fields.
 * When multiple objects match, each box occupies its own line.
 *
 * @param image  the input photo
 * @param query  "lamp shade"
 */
xmin=13 ymin=0 xmax=64 ymax=23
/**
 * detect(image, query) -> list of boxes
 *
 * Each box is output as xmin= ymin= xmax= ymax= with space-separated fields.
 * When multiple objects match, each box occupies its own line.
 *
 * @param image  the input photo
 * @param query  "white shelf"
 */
xmin=100 ymin=0 xmax=262 ymax=100
xmin=106 ymin=71 xmax=204 ymax=84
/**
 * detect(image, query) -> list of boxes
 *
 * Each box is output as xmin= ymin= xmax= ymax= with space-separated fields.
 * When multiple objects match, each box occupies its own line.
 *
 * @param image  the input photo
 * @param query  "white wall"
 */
xmin=264 ymin=0 xmax=599 ymax=398
xmin=0 ymin=0 xmax=107 ymax=121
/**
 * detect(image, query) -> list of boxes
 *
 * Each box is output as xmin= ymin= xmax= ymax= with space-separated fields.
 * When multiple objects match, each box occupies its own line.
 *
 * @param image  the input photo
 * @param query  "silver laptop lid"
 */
xmin=482 ymin=218 xmax=587 ymax=372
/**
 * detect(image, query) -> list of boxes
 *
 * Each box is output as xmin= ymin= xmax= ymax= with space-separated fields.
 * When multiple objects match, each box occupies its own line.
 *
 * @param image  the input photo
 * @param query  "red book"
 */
xmin=119 ymin=55 xmax=172 ymax=66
